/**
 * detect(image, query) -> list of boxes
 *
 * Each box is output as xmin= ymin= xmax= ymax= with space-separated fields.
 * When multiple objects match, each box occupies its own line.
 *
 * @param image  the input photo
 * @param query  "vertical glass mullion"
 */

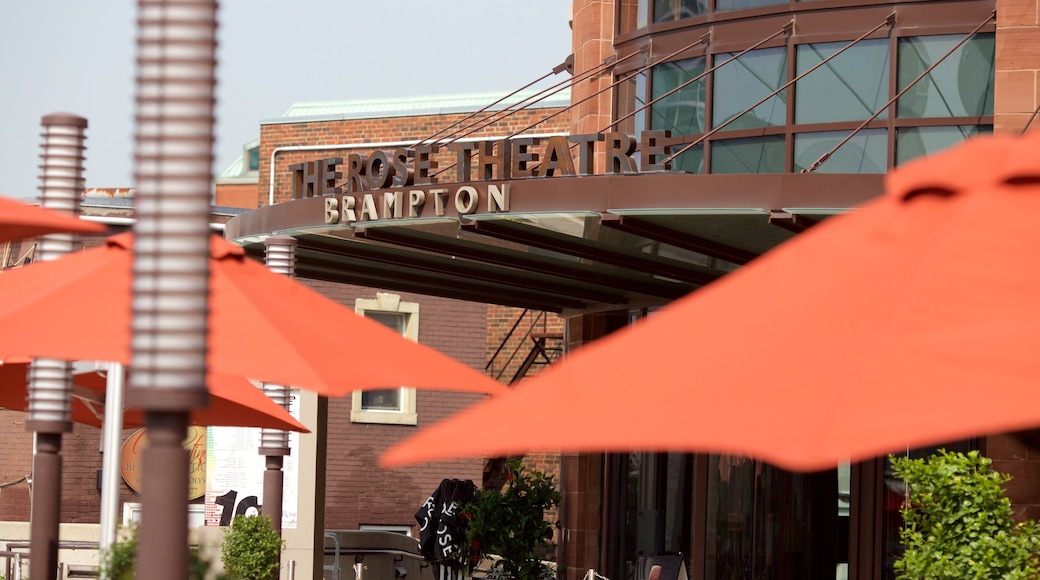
xmin=786 ymin=40 xmax=797 ymax=172
xmin=887 ymin=33 xmax=898 ymax=170
xmin=704 ymin=52 xmax=715 ymax=171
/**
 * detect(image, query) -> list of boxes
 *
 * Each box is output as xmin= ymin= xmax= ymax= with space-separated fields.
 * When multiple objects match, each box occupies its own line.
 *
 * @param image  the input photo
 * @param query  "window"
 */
xmin=897 ymin=34 xmax=995 ymax=119
xmin=796 ymin=40 xmax=890 ymax=124
xmin=794 ymin=129 xmax=887 ymax=173
xmin=711 ymin=135 xmax=785 ymax=173
xmin=714 ymin=0 xmax=785 ymax=15
xmin=651 ymin=58 xmax=707 ymax=173
xmin=895 ymin=125 xmax=991 ymax=165
xmin=247 ymin=145 xmax=260 ymax=173
xmin=651 ymin=58 xmax=707 ymax=136
xmin=712 ymin=47 xmax=787 ymax=130
xmin=654 ymin=0 xmax=707 ymax=23
xmin=352 ymin=293 xmax=418 ymax=425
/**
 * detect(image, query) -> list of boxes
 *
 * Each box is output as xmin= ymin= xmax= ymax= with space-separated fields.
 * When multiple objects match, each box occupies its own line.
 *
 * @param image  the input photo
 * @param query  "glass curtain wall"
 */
xmin=607 ymin=4 xmax=995 ymax=579
xmin=630 ymin=30 xmax=993 ymax=174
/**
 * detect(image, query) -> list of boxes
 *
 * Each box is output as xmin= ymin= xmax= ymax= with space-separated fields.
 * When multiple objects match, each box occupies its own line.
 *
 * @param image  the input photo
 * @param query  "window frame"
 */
xmin=352 ymin=293 xmax=419 ymax=425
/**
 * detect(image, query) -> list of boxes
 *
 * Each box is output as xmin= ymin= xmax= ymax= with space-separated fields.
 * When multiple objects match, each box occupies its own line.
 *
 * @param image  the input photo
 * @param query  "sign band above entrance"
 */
xmin=288 ymin=131 xmax=675 ymax=225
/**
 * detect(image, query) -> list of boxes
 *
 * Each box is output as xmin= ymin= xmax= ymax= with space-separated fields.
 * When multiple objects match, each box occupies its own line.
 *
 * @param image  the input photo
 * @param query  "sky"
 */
xmin=0 ymin=1 xmax=574 ymax=200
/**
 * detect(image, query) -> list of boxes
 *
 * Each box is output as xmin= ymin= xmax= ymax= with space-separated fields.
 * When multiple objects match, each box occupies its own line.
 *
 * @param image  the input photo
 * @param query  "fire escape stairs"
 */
xmin=509 ymin=331 xmax=564 ymax=385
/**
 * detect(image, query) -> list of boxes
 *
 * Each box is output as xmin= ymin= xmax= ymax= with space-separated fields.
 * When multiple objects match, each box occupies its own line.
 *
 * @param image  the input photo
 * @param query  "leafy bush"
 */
xmin=462 ymin=459 xmax=561 ymax=580
xmin=98 ymin=525 xmax=217 ymax=580
xmin=891 ymin=449 xmax=1040 ymax=579
xmin=99 ymin=526 xmax=138 ymax=580
xmin=221 ymin=514 xmax=283 ymax=580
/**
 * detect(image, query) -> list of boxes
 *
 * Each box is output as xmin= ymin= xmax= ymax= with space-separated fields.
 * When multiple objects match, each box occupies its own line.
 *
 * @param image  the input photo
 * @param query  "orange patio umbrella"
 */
xmin=0 ymin=194 xmax=106 ymax=243
xmin=0 ymin=361 xmax=309 ymax=432
xmin=381 ymin=130 xmax=1040 ymax=472
xmin=0 ymin=232 xmax=504 ymax=397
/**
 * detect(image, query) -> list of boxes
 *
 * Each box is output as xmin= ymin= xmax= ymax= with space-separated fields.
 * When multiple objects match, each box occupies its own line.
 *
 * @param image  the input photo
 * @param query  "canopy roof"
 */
xmin=225 ymin=172 xmax=883 ymax=314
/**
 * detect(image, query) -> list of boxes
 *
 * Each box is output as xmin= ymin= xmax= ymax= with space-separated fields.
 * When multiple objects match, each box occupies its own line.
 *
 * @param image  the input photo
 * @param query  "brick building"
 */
xmin=1 ymin=90 xmax=572 ymax=578
xmin=4 ymin=0 xmax=1038 ymax=577
xmin=223 ymin=0 xmax=1040 ymax=579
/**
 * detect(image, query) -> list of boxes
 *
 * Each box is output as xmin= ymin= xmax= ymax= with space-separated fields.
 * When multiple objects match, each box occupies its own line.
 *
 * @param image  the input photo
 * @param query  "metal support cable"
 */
xmin=501 ymin=34 xmax=711 ymax=142
xmin=522 ymin=25 xmax=790 ymax=175
xmin=1021 ymin=98 xmax=1040 ymax=134
xmin=803 ymin=10 xmax=995 ymax=172
xmin=414 ymin=59 xmax=571 ymax=148
xmin=436 ymin=48 xmax=649 ymax=151
xmin=431 ymin=36 xmax=706 ymax=179
xmin=601 ymin=22 xmax=792 ymax=135
xmin=663 ymin=13 xmax=895 ymax=167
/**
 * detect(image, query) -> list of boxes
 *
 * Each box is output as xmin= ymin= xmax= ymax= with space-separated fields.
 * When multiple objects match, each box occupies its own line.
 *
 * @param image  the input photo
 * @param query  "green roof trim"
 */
xmin=262 ymin=88 xmax=572 ymax=125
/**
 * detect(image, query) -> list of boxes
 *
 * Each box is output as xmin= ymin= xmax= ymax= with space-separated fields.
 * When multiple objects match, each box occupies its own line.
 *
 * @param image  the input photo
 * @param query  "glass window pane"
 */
xmin=897 ymin=34 xmax=994 ymax=118
xmin=671 ymin=143 xmax=705 ymax=174
xmin=712 ymin=48 xmax=787 ymax=130
xmin=619 ymin=0 xmax=646 ymax=34
xmin=363 ymin=312 xmax=406 ymax=411
xmin=654 ymin=0 xmax=706 ymax=22
xmin=247 ymin=146 xmax=260 ymax=172
xmin=796 ymin=39 xmax=890 ymax=124
xmin=715 ymin=0 xmax=785 ymax=13
xmin=651 ymin=58 xmax=707 ymax=136
xmin=794 ymin=129 xmax=887 ymax=173
xmin=711 ymin=135 xmax=785 ymax=173
xmin=896 ymin=125 xmax=992 ymax=165
xmin=617 ymin=72 xmax=647 ymax=137
xmin=705 ymin=456 xmax=846 ymax=580
xmin=361 ymin=389 xmax=401 ymax=410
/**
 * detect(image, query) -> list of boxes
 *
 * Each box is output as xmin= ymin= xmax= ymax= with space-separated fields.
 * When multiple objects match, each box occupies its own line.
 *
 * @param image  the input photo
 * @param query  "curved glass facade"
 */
xmin=615 ymin=1 xmax=995 ymax=175
xmin=602 ymin=3 xmax=995 ymax=580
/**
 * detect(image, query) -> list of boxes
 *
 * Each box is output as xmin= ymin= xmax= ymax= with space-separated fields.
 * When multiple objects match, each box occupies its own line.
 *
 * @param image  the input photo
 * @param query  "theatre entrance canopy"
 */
xmin=224 ymin=168 xmax=882 ymax=314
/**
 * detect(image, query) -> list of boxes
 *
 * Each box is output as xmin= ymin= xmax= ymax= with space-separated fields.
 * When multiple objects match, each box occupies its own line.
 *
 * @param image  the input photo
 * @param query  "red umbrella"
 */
xmin=0 ymin=232 xmax=504 ymax=397
xmin=0 ymin=195 xmax=106 ymax=243
xmin=0 ymin=361 xmax=309 ymax=432
xmin=381 ymin=131 xmax=1040 ymax=472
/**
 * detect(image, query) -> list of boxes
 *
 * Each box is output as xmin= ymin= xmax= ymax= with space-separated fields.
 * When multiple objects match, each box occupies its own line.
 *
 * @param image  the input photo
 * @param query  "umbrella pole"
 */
xmin=99 ymin=363 xmax=126 ymax=555
xmin=30 ymin=434 xmax=62 ymax=579
xmin=128 ymin=0 xmax=217 ymax=578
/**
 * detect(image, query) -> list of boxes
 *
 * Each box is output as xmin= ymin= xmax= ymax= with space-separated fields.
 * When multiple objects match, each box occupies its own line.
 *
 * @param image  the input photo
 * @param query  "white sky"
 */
xmin=0 ymin=1 xmax=574 ymax=199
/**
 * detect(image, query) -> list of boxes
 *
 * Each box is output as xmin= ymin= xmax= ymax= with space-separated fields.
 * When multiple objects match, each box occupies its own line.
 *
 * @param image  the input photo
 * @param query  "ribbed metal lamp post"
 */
xmin=27 ymin=112 xmax=88 ymax=580
xmin=260 ymin=235 xmax=298 ymax=538
xmin=128 ymin=1 xmax=217 ymax=578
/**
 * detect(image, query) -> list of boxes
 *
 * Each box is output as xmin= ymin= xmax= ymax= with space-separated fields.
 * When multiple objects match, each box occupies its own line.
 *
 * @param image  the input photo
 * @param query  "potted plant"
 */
xmin=461 ymin=459 xmax=561 ymax=580
xmin=891 ymin=449 xmax=1040 ymax=579
xmin=221 ymin=514 xmax=284 ymax=580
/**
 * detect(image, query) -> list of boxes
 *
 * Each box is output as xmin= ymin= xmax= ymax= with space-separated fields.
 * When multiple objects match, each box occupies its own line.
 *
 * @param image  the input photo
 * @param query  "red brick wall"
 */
xmin=987 ymin=0 xmax=1040 ymax=522
xmin=298 ymin=278 xmax=490 ymax=533
xmin=0 ymin=415 xmax=142 ymax=523
xmin=486 ymin=305 xmax=566 ymax=385
xmin=214 ymin=183 xmax=260 ymax=209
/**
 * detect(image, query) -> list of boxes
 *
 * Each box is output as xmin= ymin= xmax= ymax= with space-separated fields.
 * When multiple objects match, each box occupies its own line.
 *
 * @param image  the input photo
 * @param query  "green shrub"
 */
xmin=97 ymin=525 xmax=219 ymax=580
xmin=891 ymin=449 xmax=1040 ymax=579
xmin=462 ymin=459 xmax=561 ymax=580
xmin=99 ymin=526 xmax=138 ymax=580
xmin=221 ymin=514 xmax=283 ymax=580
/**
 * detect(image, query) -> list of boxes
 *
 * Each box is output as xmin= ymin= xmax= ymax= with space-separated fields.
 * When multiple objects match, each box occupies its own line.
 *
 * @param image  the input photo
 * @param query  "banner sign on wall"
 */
xmin=203 ymin=388 xmax=301 ymax=529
